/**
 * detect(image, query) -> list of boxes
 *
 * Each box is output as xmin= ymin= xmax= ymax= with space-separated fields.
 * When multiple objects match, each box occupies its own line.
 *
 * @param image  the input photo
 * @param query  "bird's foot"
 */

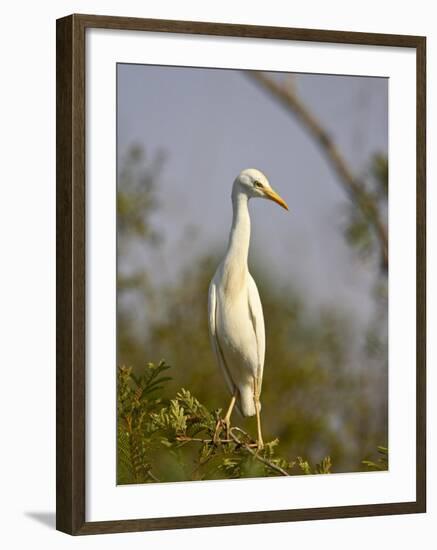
xmin=213 ymin=418 xmax=232 ymax=444
xmin=223 ymin=417 xmax=231 ymax=440
xmin=256 ymin=438 xmax=264 ymax=452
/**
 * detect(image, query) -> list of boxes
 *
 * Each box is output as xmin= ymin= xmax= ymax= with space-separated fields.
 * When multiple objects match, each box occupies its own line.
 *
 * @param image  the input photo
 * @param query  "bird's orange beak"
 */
xmin=263 ymin=188 xmax=289 ymax=211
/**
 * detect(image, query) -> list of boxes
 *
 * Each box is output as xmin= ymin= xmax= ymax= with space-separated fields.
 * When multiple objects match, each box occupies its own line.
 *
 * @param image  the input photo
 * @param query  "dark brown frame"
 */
xmin=56 ymin=13 xmax=427 ymax=535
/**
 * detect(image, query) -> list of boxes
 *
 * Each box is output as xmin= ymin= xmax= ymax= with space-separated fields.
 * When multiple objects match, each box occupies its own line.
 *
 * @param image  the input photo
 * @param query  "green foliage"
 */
xmin=362 ymin=446 xmax=389 ymax=471
xmin=344 ymin=153 xmax=388 ymax=264
xmin=117 ymin=361 xmax=171 ymax=484
xmin=296 ymin=455 xmax=333 ymax=475
xmin=117 ymin=362 xmax=335 ymax=483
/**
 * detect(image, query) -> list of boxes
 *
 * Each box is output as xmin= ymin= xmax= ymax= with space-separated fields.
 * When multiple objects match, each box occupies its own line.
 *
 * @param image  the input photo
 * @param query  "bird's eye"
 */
xmin=254 ymin=180 xmax=263 ymax=189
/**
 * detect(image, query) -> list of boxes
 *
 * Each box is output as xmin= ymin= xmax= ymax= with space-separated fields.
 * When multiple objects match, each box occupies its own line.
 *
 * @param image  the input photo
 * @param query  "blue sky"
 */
xmin=117 ymin=64 xmax=387 ymax=327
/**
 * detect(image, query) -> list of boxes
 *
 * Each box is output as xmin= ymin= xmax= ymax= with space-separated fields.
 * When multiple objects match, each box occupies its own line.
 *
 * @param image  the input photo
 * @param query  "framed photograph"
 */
xmin=56 ymin=14 xmax=426 ymax=535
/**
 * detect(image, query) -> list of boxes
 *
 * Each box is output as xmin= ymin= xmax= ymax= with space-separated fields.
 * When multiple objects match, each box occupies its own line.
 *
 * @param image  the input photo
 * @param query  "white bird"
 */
xmin=208 ymin=168 xmax=288 ymax=449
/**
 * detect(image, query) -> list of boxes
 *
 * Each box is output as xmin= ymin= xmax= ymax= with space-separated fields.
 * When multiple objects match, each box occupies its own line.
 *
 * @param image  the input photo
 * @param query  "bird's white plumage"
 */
xmin=247 ymin=273 xmax=266 ymax=393
xmin=208 ymin=168 xmax=287 ymax=419
xmin=208 ymin=271 xmax=265 ymax=417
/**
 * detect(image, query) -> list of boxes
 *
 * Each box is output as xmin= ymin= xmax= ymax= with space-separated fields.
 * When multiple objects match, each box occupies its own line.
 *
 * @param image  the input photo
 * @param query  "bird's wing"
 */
xmin=248 ymin=274 xmax=266 ymax=392
xmin=208 ymin=280 xmax=236 ymax=396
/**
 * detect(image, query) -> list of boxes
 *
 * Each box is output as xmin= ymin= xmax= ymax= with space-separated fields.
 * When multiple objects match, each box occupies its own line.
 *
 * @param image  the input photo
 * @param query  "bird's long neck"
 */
xmin=222 ymin=192 xmax=251 ymax=291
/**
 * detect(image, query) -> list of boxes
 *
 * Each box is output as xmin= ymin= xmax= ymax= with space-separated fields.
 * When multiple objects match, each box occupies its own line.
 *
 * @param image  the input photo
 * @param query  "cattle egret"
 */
xmin=208 ymin=168 xmax=288 ymax=449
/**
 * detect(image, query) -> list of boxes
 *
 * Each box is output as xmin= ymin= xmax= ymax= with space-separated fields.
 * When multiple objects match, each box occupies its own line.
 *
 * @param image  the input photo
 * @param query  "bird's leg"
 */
xmin=213 ymin=416 xmax=223 ymax=444
xmin=223 ymin=392 xmax=237 ymax=439
xmin=254 ymin=378 xmax=264 ymax=451
xmin=213 ymin=391 xmax=237 ymax=443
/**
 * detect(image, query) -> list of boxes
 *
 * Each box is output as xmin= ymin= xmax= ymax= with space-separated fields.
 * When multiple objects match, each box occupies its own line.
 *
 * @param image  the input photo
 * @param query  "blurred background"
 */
xmin=117 ymin=63 xmax=388 ymax=475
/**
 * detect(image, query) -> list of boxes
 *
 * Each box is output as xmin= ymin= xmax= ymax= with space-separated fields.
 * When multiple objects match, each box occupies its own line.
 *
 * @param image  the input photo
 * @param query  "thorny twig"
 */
xmin=176 ymin=428 xmax=290 ymax=477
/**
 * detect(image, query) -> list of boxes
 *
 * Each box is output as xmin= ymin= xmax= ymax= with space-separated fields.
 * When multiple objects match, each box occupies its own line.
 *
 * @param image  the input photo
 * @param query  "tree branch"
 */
xmin=247 ymin=71 xmax=388 ymax=272
xmin=229 ymin=427 xmax=291 ymax=476
xmin=177 ymin=428 xmax=290 ymax=477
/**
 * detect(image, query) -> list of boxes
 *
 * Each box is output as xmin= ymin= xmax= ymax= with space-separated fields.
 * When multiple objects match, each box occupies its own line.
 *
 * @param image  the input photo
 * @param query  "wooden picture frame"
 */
xmin=56 ymin=13 xmax=426 ymax=535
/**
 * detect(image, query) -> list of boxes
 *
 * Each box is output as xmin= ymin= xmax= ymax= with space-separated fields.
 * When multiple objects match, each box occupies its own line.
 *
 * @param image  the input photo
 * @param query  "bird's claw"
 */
xmin=213 ymin=418 xmax=231 ymax=444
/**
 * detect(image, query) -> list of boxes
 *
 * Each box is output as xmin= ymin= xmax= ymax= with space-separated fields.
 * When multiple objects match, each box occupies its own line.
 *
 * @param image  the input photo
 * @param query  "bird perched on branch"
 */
xmin=208 ymin=168 xmax=288 ymax=449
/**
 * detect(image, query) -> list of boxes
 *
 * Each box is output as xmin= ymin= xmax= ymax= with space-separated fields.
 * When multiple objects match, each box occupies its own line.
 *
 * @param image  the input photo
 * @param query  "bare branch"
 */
xmin=247 ymin=71 xmax=388 ymax=272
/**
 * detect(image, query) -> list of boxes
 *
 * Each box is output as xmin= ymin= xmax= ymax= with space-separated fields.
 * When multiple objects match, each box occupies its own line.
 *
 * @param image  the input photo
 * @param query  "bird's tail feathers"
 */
xmin=237 ymin=385 xmax=260 ymax=417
